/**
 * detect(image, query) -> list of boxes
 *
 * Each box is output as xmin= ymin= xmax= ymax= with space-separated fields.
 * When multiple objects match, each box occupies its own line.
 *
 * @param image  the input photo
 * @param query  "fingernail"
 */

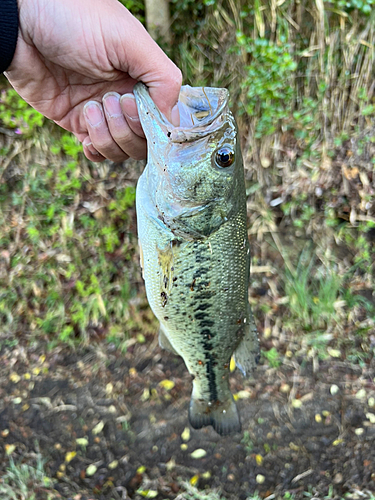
xmin=82 ymin=137 xmax=100 ymax=156
xmin=103 ymin=92 xmax=121 ymax=118
xmin=84 ymin=102 xmax=104 ymax=127
xmin=120 ymin=93 xmax=139 ymax=121
xmin=171 ymin=104 xmax=180 ymax=127
xmin=87 ymin=144 xmax=100 ymax=156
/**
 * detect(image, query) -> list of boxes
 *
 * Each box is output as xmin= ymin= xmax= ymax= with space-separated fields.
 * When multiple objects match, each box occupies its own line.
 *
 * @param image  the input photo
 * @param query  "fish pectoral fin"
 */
xmin=234 ymin=307 xmax=260 ymax=377
xmin=158 ymin=324 xmax=179 ymax=355
xmin=139 ymin=240 xmax=145 ymax=280
xmin=189 ymin=395 xmax=241 ymax=436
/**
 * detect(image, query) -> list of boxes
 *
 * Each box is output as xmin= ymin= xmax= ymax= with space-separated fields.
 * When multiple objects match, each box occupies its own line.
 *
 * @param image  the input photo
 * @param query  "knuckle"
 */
xmin=94 ymin=138 xmax=115 ymax=153
xmin=110 ymin=127 xmax=132 ymax=145
xmin=170 ymin=67 xmax=183 ymax=96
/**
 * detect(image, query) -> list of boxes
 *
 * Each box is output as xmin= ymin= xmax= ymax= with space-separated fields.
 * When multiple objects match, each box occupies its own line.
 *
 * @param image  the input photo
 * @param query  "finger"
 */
xmin=147 ymin=77 xmax=181 ymax=127
xmin=119 ymin=93 xmax=145 ymax=138
xmin=111 ymin=15 xmax=182 ymax=126
xmin=82 ymin=136 xmax=106 ymax=162
xmin=83 ymin=101 xmax=130 ymax=162
xmin=103 ymin=92 xmax=147 ymax=160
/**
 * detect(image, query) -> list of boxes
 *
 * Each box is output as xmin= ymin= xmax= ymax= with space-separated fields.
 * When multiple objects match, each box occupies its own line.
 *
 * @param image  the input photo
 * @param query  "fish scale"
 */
xmin=134 ymin=83 xmax=259 ymax=435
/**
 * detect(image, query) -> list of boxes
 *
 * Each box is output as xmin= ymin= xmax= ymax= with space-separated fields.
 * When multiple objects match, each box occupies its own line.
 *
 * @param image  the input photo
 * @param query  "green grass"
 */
xmin=176 ymin=482 xmax=236 ymax=500
xmin=1 ymin=0 xmax=374 ymax=358
xmin=0 ymin=98 xmax=142 ymax=344
xmin=0 ymin=455 xmax=57 ymax=500
xmin=284 ymin=251 xmax=344 ymax=333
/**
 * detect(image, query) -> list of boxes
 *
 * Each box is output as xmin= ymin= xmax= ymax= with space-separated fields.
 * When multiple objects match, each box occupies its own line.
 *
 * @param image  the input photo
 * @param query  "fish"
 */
xmin=133 ymin=82 xmax=259 ymax=436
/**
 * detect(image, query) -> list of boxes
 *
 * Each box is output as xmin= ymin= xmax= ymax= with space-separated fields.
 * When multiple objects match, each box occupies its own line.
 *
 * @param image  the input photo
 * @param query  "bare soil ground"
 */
xmin=1 ymin=337 xmax=374 ymax=500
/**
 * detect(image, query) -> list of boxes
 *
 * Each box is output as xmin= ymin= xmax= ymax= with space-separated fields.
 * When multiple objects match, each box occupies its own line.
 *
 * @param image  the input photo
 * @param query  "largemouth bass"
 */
xmin=133 ymin=83 xmax=259 ymax=436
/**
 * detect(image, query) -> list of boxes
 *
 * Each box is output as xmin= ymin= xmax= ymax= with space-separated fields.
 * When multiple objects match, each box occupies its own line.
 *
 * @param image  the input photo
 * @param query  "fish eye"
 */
xmin=215 ymin=146 xmax=235 ymax=168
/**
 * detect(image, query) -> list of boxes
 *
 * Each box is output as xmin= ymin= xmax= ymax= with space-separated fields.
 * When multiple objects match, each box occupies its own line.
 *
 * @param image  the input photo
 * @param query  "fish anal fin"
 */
xmin=158 ymin=323 xmax=179 ymax=355
xmin=234 ymin=306 xmax=260 ymax=377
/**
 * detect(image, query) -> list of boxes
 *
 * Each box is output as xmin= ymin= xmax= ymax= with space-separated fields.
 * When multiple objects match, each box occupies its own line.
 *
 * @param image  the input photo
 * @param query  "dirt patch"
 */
xmin=0 ymin=339 xmax=374 ymax=499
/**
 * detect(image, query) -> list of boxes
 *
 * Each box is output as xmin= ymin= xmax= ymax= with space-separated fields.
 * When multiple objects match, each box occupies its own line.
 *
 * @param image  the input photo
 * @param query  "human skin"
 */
xmin=5 ymin=0 xmax=182 ymax=162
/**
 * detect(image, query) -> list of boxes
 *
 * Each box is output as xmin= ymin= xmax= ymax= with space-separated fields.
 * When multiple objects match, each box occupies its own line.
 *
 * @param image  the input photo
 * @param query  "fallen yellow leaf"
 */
xmin=230 ymin=357 xmax=236 ymax=372
xmin=5 ymin=444 xmax=16 ymax=455
xmin=159 ymin=379 xmax=175 ymax=391
xmin=86 ymin=464 xmax=97 ymax=476
xmin=9 ymin=372 xmax=20 ymax=383
xmin=76 ymin=438 xmax=89 ymax=447
xmin=333 ymin=439 xmax=343 ymax=446
xmin=190 ymin=448 xmax=207 ymax=459
xmin=181 ymin=427 xmax=190 ymax=442
xmin=92 ymin=421 xmax=105 ymax=435
xmin=190 ymin=474 xmax=199 ymax=486
xmin=65 ymin=451 xmax=77 ymax=463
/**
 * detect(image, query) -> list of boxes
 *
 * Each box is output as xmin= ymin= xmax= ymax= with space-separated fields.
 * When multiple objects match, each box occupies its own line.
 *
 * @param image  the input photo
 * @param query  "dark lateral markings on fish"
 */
xmin=205 ymin=353 xmax=218 ymax=402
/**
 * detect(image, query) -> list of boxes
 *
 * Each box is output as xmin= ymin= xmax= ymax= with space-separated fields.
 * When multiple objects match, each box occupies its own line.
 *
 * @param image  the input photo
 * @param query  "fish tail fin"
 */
xmin=188 ymin=395 xmax=241 ymax=436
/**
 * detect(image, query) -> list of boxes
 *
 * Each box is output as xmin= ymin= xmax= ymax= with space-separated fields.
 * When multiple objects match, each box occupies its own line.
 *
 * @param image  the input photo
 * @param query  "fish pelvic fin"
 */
xmin=234 ymin=306 xmax=260 ymax=377
xmin=158 ymin=324 xmax=179 ymax=355
xmin=188 ymin=396 xmax=241 ymax=436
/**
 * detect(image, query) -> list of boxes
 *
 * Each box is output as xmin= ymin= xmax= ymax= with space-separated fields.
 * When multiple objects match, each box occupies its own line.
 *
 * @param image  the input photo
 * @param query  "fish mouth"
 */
xmin=171 ymin=86 xmax=229 ymax=143
xmin=133 ymin=83 xmax=230 ymax=144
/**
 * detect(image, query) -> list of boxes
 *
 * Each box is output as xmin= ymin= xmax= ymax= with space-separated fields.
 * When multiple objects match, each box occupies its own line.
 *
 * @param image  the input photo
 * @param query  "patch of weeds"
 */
xmin=283 ymin=250 xmax=344 ymax=333
xmin=303 ymin=332 xmax=334 ymax=361
xmin=262 ymin=347 xmax=282 ymax=367
xmin=282 ymin=193 xmax=318 ymax=230
xmin=236 ymin=35 xmax=297 ymax=138
xmin=177 ymin=481 xmax=227 ymax=500
xmin=118 ymin=0 xmax=145 ymax=22
xmin=0 ymin=88 xmax=44 ymax=135
xmin=241 ymin=430 xmax=254 ymax=453
xmin=282 ymin=245 xmax=375 ymax=359
xmin=283 ymin=493 xmax=294 ymax=500
xmin=0 ymin=454 xmax=57 ymax=500
xmin=291 ymin=93 xmax=323 ymax=145
xmin=332 ymin=0 xmax=375 ymax=15
xmin=0 ymin=130 xmax=138 ymax=343
xmin=338 ymin=221 xmax=375 ymax=272
xmin=105 ymin=326 xmax=129 ymax=352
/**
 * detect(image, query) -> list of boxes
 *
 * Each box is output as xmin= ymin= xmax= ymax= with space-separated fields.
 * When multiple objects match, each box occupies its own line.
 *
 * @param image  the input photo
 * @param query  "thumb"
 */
xmin=113 ymin=14 xmax=182 ymax=125
xmin=145 ymin=70 xmax=182 ymax=127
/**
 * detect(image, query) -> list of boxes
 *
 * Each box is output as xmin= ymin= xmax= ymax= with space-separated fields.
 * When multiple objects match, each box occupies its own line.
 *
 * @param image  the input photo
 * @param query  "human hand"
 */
xmin=5 ymin=0 xmax=181 ymax=162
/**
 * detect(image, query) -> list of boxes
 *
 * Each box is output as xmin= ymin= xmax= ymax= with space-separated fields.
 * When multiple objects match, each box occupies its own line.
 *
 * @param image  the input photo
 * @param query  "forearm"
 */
xmin=0 ymin=0 xmax=19 ymax=73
